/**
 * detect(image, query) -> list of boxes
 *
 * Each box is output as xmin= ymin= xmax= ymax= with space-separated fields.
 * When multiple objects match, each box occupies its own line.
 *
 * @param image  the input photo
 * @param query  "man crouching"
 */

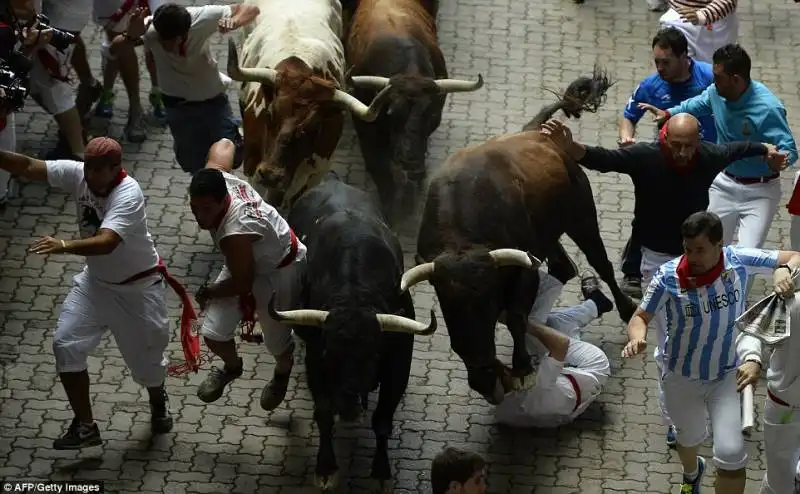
xmin=189 ymin=138 xmax=306 ymax=410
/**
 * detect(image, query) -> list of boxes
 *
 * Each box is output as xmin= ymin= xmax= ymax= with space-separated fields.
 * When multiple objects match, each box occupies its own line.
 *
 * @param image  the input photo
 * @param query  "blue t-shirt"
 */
xmin=624 ymin=60 xmax=717 ymax=143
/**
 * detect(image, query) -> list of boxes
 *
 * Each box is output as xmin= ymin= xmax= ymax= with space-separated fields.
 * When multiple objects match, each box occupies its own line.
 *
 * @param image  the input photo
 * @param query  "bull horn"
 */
xmin=400 ymin=262 xmax=435 ymax=292
xmin=434 ymin=74 xmax=484 ymax=93
xmin=333 ymin=84 xmax=393 ymax=122
xmin=266 ymin=292 xmax=328 ymax=327
xmin=376 ymin=308 xmax=437 ymax=335
xmin=488 ymin=248 xmax=542 ymax=268
xmin=226 ymin=38 xmax=277 ymax=85
xmin=349 ymin=76 xmax=391 ymax=90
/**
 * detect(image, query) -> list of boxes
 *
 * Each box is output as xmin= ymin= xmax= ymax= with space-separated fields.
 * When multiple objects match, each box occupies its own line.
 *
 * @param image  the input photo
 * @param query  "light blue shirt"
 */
xmin=666 ymin=81 xmax=798 ymax=178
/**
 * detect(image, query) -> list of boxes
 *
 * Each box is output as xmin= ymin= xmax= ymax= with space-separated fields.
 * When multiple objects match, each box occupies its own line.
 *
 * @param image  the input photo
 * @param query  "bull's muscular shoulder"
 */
xmin=347 ymin=0 xmax=439 ymax=63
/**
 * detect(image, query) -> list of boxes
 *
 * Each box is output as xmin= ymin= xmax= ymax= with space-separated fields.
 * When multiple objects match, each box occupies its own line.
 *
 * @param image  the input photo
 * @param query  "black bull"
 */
xmin=266 ymin=172 xmax=435 ymax=491
xmin=399 ymin=131 xmax=638 ymax=405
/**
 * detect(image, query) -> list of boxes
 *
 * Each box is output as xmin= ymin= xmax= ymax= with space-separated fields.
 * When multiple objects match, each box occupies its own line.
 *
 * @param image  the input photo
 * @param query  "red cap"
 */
xmin=84 ymin=137 xmax=123 ymax=166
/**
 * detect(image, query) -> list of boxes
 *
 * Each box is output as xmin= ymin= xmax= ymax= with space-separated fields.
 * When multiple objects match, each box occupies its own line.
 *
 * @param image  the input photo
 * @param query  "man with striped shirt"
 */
xmin=660 ymin=0 xmax=739 ymax=63
xmin=623 ymin=211 xmax=800 ymax=494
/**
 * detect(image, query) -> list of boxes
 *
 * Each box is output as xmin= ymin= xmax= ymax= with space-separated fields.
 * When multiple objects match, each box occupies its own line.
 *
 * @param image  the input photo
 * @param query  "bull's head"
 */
xmin=399 ymin=248 xmax=541 ymax=405
xmin=226 ymin=39 xmax=394 ymax=206
xmin=266 ymin=294 xmax=436 ymax=423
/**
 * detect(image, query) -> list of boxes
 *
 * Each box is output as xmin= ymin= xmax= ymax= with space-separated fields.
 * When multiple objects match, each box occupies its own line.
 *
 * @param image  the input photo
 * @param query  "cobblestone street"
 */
xmin=1 ymin=0 xmax=799 ymax=492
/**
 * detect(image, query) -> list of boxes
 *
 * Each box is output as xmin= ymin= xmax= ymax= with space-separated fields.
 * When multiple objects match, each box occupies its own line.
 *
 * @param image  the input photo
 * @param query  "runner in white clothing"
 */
xmin=0 ymin=137 xmax=195 ymax=450
xmin=623 ymin=211 xmax=800 ymax=494
xmin=190 ymin=138 xmax=307 ymax=411
xmin=495 ymin=268 xmax=614 ymax=428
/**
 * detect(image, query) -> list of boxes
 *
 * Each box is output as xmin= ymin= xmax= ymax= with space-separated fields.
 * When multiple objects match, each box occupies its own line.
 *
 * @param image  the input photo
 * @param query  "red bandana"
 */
xmin=676 ymin=252 xmax=725 ymax=289
xmin=659 ymin=124 xmax=697 ymax=174
xmin=112 ymin=168 xmax=128 ymax=188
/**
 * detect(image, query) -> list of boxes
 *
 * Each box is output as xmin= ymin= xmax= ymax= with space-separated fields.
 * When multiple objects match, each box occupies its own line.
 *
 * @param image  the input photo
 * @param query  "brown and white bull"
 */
xmin=399 ymin=68 xmax=638 ymax=405
xmin=226 ymin=0 xmax=393 ymax=210
xmin=344 ymin=0 xmax=483 ymax=225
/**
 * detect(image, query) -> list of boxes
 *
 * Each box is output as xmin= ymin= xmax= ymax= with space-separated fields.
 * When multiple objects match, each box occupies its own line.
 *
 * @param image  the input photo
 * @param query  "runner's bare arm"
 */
xmin=205 ymin=234 xmax=258 ymax=299
xmin=62 ymin=229 xmax=123 ymax=256
xmin=205 ymin=138 xmax=237 ymax=173
xmin=0 ymin=150 xmax=48 ymax=182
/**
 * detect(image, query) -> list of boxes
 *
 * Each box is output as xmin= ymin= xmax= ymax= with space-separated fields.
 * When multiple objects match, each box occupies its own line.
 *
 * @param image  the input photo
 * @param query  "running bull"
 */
xmin=226 ymin=0 xmax=393 ymax=211
xmin=399 ymin=67 xmax=638 ymax=405
xmin=345 ymin=0 xmax=484 ymax=224
xmin=267 ymin=173 xmax=435 ymax=492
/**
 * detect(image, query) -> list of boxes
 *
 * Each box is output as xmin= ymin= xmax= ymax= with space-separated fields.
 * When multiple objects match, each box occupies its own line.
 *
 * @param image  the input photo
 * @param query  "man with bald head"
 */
xmin=540 ymin=115 xmax=787 ymax=448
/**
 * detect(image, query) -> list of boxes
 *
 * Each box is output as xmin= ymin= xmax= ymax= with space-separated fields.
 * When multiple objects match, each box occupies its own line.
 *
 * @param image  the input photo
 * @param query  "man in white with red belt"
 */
xmin=190 ymin=138 xmax=306 ymax=411
xmin=0 ymin=137 xmax=196 ymax=449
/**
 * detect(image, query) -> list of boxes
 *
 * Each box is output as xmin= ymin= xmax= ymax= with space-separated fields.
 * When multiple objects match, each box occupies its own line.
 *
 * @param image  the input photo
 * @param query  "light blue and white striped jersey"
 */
xmin=640 ymin=245 xmax=778 ymax=381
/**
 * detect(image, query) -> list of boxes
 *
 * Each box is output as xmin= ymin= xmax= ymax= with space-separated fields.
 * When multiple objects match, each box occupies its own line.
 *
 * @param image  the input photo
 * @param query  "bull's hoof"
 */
xmin=314 ymin=472 xmax=339 ymax=491
xmin=511 ymin=372 xmax=536 ymax=391
xmin=369 ymin=478 xmax=394 ymax=494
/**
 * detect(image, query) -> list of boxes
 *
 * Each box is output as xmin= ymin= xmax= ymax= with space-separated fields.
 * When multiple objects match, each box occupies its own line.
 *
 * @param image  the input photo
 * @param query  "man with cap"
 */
xmin=0 ymin=137 xmax=197 ymax=449
xmin=188 ymin=138 xmax=306 ymax=411
xmin=540 ymin=114 xmax=788 ymax=448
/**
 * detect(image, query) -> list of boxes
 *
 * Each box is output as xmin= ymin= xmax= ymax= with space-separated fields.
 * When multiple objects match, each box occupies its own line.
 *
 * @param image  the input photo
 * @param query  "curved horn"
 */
xmin=349 ymin=75 xmax=391 ymax=90
xmin=488 ymin=248 xmax=542 ymax=269
xmin=376 ymin=308 xmax=438 ymax=335
xmin=227 ymin=38 xmax=277 ymax=84
xmin=267 ymin=292 xmax=328 ymax=327
xmin=332 ymin=84 xmax=394 ymax=122
xmin=434 ymin=74 xmax=484 ymax=93
xmin=400 ymin=262 xmax=435 ymax=292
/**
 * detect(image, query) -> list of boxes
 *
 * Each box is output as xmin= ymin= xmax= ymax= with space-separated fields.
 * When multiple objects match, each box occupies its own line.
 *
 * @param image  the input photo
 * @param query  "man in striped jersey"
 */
xmin=623 ymin=211 xmax=800 ymax=494
xmin=660 ymin=0 xmax=739 ymax=63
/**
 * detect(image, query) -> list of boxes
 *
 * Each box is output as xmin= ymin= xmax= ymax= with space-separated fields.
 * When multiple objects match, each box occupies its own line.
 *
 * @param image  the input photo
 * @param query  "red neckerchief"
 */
xmin=676 ymin=252 xmax=725 ymax=289
xmin=659 ymin=124 xmax=697 ymax=174
xmin=112 ymin=168 xmax=128 ymax=188
xmin=210 ymin=193 xmax=232 ymax=230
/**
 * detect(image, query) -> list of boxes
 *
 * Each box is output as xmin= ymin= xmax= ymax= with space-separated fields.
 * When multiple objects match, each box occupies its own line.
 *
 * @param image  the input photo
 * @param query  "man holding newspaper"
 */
xmin=736 ymin=259 xmax=800 ymax=492
xmin=622 ymin=211 xmax=800 ymax=494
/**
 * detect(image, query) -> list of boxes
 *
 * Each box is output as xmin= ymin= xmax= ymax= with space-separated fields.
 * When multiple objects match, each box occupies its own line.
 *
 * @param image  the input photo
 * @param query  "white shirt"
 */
xmin=212 ymin=171 xmax=307 ymax=275
xmin=143 ymin=5 xmax=232 ymax=101
xmin=642 ymin=245 xmax=774 ymax=381
xmin=765 ymin=292 xmax=800 ymax=404
xmin=46 ymin=160 xmax=159 ymax=284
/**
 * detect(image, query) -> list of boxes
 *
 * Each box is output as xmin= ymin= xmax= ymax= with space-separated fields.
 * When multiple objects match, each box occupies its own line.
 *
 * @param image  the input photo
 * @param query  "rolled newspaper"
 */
xmin=741 ymin=384 xmax=755 ymax=435
xmin=735 ymin=269 xmax=800 ymax=345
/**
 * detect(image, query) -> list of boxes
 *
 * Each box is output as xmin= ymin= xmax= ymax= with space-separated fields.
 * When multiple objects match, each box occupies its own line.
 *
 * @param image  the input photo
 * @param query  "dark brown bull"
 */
xmin=344 ymin=0 xmax=483 ymax=225
xmin=226 ymin=32 xmax=392 ymax=210
xmin=399 ymin=67 xmax=637 ymax=404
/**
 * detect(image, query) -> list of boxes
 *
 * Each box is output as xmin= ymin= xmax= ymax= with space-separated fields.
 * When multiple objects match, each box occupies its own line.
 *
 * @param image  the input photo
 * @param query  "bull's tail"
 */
xmin=522 ymin=102 xmax=565 ymax=131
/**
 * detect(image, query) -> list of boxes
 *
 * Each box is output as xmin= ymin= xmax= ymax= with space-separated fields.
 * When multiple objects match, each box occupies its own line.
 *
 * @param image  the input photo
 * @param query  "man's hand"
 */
xmin=127 ymin=8 xmax=150 ymax=39
xmin=218 ymin=16 xmax=237 ymax=34
xmin=29 ymin=236 xmax=67 ymax=255
xmin=774 ymin=265 xmax=796 ymax=298
xmin=637 ymin=103 xmax=670 ymax=125
xmin=621 ymin=338 xmax=647 ymax=358
xmin=21 ymin=25 xmax=54 ymax=50
xmin=762 ymin=143 xmax=789 ymax=172
xmin=618 ymin=136 xmax=636 ymax=147
xmin=736 ymin=360 xmax=762 ymax=392
xmin=540 ymin=119 xmax=586 ymax=161
xmin=677 ymin=6 xmax=701 ymax=25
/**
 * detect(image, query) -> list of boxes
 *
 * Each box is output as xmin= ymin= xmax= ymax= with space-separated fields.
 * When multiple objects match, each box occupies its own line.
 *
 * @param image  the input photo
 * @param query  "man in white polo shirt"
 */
xmin=110 ymin=2 xmax=260 ymax=174
xmin=0 ymin=137 xmax=196 ymax=449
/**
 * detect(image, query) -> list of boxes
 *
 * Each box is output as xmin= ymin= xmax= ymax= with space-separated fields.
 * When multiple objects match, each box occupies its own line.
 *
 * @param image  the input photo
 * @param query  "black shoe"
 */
xmin=621 ymin=275 xmax=643 ymax=299
xmin=581 ymin=271 xmax=614 ymax=316
xmin=260 ymin=372 xmax=291 ymax=411
xmin=53 ymin=418 xmax=103 ymax=450
xmin=149 ymin=387 xmax=174 ymax=434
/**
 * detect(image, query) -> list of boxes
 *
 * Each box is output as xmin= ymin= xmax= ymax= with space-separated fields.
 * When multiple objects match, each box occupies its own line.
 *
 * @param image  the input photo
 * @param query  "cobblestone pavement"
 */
xmin=1 ymin=0 xmax=799 ymax=492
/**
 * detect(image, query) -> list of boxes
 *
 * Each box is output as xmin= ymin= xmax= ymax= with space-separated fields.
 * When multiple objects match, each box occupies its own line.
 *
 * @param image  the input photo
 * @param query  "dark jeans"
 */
xmin=621 ymin=228 xmax=643 ymax=278
xmin=163 ymin=92 xmax=243 ymax=175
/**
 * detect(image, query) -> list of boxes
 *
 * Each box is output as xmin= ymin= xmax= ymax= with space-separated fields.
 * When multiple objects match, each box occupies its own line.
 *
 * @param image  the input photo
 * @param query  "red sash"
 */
xmin=118 ymin=257 xmax=203 ymax=376
xmin=787 ymin=179 xmax=800 ymax=216
xmin=565 ymin=373 xmax=582 ymax=413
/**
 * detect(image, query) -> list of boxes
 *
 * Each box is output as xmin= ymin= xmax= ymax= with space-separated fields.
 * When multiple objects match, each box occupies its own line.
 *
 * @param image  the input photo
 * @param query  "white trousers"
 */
xmin=200 ymin=262 xmax=303 ymax=356
xmin=660 ymin=9 xmax=739 ymax=64
xmin=0 ymin=113 xmax=15 ymax=199
xmin=791 ymin=171 xmax=800 ymax=251
xmin=53 ymin=270 xmax=170 ymax=388
xmin=760 ymin=397 xmax=800 ymax=493
xmin=662 ymin=371 xmax=748 ymax=471
xmin=641 ymin=247 xmax=679 ymax=426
